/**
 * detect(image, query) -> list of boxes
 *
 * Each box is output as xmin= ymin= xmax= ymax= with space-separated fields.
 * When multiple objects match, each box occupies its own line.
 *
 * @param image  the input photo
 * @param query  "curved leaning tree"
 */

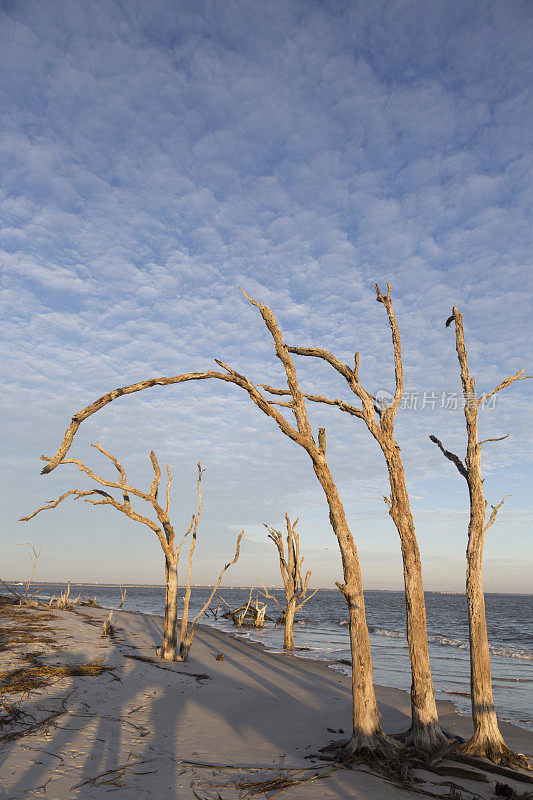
xmin=40 ymin=289 xmax=402 ymax=762
xmin=430 ymin=307 xmax=530 ymax=769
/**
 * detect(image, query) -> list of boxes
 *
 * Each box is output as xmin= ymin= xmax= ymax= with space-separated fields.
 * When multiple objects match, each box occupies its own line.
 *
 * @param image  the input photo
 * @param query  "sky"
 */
xmin=1 ymin=0 xmax=531 ymax=592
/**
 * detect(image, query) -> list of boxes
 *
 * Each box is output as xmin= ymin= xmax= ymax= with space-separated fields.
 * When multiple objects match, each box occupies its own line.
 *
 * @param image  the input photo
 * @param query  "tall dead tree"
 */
xmin=259 ymin=514 xmax=318 ymax=650
xmin=39 ymin=290 xmax=400 ymax=761
xmin=263 ymin=284 xmax=444 ymax=752
xmin=20 ymin=443 xmax=197 ymax=661
xmin=430 ymin=306 xmax=530 ymax=768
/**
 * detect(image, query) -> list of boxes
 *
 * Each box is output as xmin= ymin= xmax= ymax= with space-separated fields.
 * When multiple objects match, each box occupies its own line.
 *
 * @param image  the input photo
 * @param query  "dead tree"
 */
xmin=37 ymin=290 xmax=400 ymax=761
xmin=430 ymin=306 xmax=530 ymax=769
xmin=259 ymin=514 xmax=318 ymax=650
xmin=20 ymin=443 xmax=196 ymax=661
xmin=264 ymin=284 xmax=445 ymax=752
xmin=177 ymin=530 xmax=244 ymax=661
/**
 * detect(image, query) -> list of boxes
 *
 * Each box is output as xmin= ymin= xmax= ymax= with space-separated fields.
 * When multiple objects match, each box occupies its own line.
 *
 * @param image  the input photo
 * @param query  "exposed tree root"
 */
xmin=396 ymin=719 xmax=450 ymax=757
xmin=457 ymin=734 xmax=531 ymax=772
xmin=320 ymin=731 xmax=403 ymax=775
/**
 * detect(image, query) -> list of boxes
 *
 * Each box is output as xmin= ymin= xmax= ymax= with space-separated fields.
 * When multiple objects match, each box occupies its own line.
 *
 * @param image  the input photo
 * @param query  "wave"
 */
xmin=370 ymin=626 xmax=405 ymax=639
xmin=365 ymin=626 xmax=533 ymax=661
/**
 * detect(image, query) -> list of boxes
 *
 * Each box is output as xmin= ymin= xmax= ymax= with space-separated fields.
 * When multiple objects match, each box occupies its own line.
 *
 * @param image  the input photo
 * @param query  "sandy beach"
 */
xmin=1 ymin=598 xmax=531 ymax=800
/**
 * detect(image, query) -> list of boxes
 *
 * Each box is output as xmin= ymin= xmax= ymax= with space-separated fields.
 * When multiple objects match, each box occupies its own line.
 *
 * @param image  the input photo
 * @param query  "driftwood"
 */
xmin=430 ymin=306 xmax=530 ymax=770
xmin=102 ymin=610 xmax=114 ymax=636
xmin=0 ymin=578 xmax=41 ymax=609
xmin=220 ymin=591 xmax=272 ymax=627
xmin=55 ymin=582 xmax=81 ymax=610
xmin=258 ymin=514 xmax=318 ymax=650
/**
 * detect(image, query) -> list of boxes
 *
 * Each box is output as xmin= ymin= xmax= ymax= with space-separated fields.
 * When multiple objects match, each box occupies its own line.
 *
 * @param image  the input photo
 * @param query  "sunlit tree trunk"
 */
xmin=162 ymin=556 xmax=178 ymax=660
xmin=430 ymin=306 xmax=529 ymax=769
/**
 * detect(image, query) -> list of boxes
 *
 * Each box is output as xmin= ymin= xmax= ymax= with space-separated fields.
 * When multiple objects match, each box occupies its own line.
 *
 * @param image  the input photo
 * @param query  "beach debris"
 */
xmin=494 ymin=783 xmax=517 ymax=798
xmin=220 ymin=590 xmax=271 ymax=628
xmin=215 ymin=653 xmax=224 ymax=660
xmin=118 ymin=586 xmax=127 ymax=608
xmin=0 ymin=656 xmax=108 ymax=694
xmin=258 ymin=514 xmax=318 ymax=650
xmin=79 ymin=595 xmax=101 ymax=607
xmin=102 ymin=609 xmax=114 ymax=636
xmin=56 ymin=581 xmax=81 ymax=610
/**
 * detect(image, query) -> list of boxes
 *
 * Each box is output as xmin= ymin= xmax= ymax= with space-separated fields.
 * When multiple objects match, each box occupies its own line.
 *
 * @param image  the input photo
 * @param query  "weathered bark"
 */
xmin=431 ymin=307 xmax=530 ymax=769
xmin=282 ymin=283 xmax=444 ymax=752
xmin=260 ymin=514 xmax=318 ymax=652
xmin=162 ymin=556 xmax=178 ymax=660
xmin=312 ymin=450 xmax=391 ymax=750
xmin=179 ymin=464 xmax=202 ymax=659
xmin=382 ymin=441 xmax=443 ymax=752
xmin=284 ymin=598 xmax=296 ymax=650
xmin=37 ymin=289 xmax=398 ymax=758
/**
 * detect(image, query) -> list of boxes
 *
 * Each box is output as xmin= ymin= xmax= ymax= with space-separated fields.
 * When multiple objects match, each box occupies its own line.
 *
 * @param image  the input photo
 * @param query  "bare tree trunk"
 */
xmin=179 ymin=463 xmax=202 ymax=661
xmin=312 ymin=454 xmax=395 ymax=758
xmin=162 ymin=556 xmax=178 ymax=660
xmin=430 ymin=306 xmax=530 ymax=769
xmin=179 ymin=581 xmax=192 ymax=659
xmin=284 ymin=597 xmax=296 ymax=650
xmin=383 ymin=443 xmax=443 ymax=751
xmin=462 ymin=410 xmax=528 ymax=766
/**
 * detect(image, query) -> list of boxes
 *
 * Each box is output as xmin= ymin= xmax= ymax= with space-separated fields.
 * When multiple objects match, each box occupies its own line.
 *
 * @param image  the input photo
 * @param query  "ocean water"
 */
xmin=14 ymin=583 xmax=532 ymax=731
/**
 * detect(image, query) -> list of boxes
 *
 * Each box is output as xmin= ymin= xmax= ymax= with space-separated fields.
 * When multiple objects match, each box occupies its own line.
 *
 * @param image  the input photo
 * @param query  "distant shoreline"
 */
xmin=5 ymin=581 xmax=532 ymax=595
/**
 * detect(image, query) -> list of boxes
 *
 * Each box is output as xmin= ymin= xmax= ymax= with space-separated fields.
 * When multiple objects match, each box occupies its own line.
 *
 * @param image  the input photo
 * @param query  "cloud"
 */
xmin=0 ymin=0 xmax=531 ymax=587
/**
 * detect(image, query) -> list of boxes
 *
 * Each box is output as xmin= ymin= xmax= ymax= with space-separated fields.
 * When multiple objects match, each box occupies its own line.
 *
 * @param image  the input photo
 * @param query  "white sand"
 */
xmin=0 ymin=601 xmax=531 ymax=799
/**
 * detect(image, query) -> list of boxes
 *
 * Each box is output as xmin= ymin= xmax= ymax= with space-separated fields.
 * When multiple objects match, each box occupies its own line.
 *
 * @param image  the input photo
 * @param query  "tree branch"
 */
xmin=260 ymin=385 xmax=365 ymax=419
xmin=429 ymin=434 xmax=468 ymax=480
xmin=477 ymin=370 xmax=531 ymax=407
xmin=19 ymin=489 xmax=104 ymax=521
xmin=240 ymin=289 xmax=314 ymax=444
xmin=296 ymin=586 xmax=319 ymax=611
xmin=484 ymin=496 xmax=510 ymax=534
xmin=479 ymin=434 xmax=510 ymax=447
xmin=286 ymin=346 xmax=354 ymax=382
xmin=374 ymin=282 xmax=403 ymax=418
xmin=188 ymin=530 xmax=245 ymax=630
xmin=256 ymin=579 xmax=285 ymax=613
